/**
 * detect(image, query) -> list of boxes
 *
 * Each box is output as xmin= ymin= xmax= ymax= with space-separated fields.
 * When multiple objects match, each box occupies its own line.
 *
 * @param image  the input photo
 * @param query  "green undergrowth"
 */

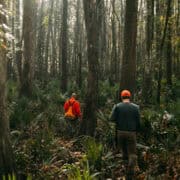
xmin=6 ymin=79 xmax=180 ymax=179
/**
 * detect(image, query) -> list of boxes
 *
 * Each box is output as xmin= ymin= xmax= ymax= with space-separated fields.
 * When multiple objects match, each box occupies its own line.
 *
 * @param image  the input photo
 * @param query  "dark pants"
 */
xmin=66 ymin=118 xmax=79 ymax=137
xmin=117 ymin=130 xmax=137 ymax=176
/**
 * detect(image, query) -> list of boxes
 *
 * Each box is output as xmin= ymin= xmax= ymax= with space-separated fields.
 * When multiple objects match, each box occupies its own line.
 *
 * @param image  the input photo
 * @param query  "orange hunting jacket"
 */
xmin=64 ymin=97 xmax=82 ymax=118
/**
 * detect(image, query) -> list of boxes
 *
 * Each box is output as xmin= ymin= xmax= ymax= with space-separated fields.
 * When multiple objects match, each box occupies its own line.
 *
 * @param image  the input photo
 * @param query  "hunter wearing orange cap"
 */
xmin=110 ymin=89 xmax=140 ymax=178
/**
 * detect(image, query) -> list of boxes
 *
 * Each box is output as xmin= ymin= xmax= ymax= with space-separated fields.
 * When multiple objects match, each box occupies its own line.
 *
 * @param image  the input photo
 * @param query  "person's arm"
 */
xmin=136 ymin=107 xmax=141 ymax=132
xmin=110 ymin=105 xmax=117 ymax=122
xmin=74 ymin=101 xmax=82 ymax=118
xmin=64 ymin=100 xmax=69 ymax=112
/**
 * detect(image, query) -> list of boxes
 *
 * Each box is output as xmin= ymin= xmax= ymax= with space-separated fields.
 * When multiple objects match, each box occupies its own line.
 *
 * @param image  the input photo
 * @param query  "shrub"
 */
xmin=9 ymin=97 xmax=33 ymax=128
xmin=63 ymin=156 xmax=101 ymax=180
xmin=81 ymin=136 xmax=103 ymax=171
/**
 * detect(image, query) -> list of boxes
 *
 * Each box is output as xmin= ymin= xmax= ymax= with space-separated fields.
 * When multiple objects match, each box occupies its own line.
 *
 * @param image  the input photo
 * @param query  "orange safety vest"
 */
xmin=64 ymin=101 xmax=76 ymax=119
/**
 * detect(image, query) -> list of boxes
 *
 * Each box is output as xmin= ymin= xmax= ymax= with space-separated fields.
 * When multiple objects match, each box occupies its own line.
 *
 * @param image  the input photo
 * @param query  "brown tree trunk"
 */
xmin=142 ymin=0 xmax=154 ymax=104
xmin=35 ymin=0 xmax=45 ymax=81
xmin=97 ymin=0 xmax=106 ymax=80
xmin=44 ymin=0 xmax=54 ymax=80
xmin=166 ymin=6 xmax=172 ymax=87
xmin=77 ymin=52 xmax=82 ymax=89
xmin=20 ymin=0 xmax=35 ymax=97
xmin=120 ymin=0 xmax=138 ymax=96
xmin=60 ymin=0 xmax=68 ymax=93
xmin=15 ymin=0 xmax=23 ymax=84
xmin=80 ymin=0 xmax=99 ymax=136
xmin=8 ymin=0 xmax=15 ymax=80
xmin=50 ymin=0 xmax=59 ymax=77
xmin=76 ymin=20 xmax=84 ymax=89
xmin=157 ymin=0 xmax=171 ymax=104
xmin=74 ymin=0 xmax=81 ymax=85
xmin=0 ymin=0 xmax=14 ymax=174
xmin=110 ymin=0 xmax=118 ymax=86
xmin=174 ymin=0 xmax=180 ymax=79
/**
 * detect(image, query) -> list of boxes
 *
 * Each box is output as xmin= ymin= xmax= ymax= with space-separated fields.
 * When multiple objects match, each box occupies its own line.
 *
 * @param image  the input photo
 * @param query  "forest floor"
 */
xmin=9 ymin=80 xmax=180 ymax=179
xmin=13 ymin=120 xmax=180 ymax=179
xmin=45 ymin=137 xmax=180 ymax=180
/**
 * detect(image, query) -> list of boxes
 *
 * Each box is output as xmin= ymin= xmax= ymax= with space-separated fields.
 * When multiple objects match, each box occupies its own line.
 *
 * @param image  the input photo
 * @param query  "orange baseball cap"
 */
xmin=121 ymin=90 xmax=131 ymax=97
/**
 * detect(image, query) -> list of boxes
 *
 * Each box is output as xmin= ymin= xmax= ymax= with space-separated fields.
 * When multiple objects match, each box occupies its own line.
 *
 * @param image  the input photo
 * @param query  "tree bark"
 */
xmin=15 ymin=0 xmax=23 ymax=84
xmin=0 ymin=0 xmax=14 ymax=174
xmin=74 ymin=0 xmax=81 ymax=86
xmin=80 ymin=0 xmax=99 ymax=136
xmin=157 ymin=0 xmax=171 ymax=104
xmin=44 ymin=0 xmax=54 ymax=80
xmin=35 ymin=0 xmax=45 ymax=81
xmin=166 ymin=4 xmax=172 ymax=87
xmin=142 ymin=0 xmax=154 ymax=104
xmin=110 ymin=0 xmax=118 ymax=86
xmin=120 ymin=0 xmax=138 ymax=96
xmin=60 ymin=0 xmax=68 ymax=93
xmin=50 ymin=0 xmax=60 ymax=78
xmin=20 ymin=0 xmax=35 ymax=97
xmin=97 ymin=0 xmax=106 ymax=80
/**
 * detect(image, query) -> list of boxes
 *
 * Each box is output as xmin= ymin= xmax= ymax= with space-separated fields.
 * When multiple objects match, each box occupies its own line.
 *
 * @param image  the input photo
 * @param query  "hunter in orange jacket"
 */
xmin=64 ymin=93 xmax=82 ymax=119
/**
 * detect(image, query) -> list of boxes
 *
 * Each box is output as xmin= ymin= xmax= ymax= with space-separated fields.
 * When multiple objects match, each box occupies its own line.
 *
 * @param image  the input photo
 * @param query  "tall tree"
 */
xmin=120 ymin=0 xmax=138 ymax=95
xmin=97 ymin=0 xmax=106 ymax=80
xmin=15 ymin=0 xmax=23 ymax=84
xmin=50 ymin=0 xmax=59 ymax=77
xmin=7 ymin=0 xmax=15 ymax=80
xmin=0 ymin=0 xmax=14 ymax=174
xmin=20 ymin=0 xmax=35 ymax=97
xmin=156 ymin=0 xmax=171 ymax=104
xmin=44 ymin=0 xmax=54 ymax=80
xmin=73 ymin=0 xmax=81 ymax=87
xmin=142 ymin=0 xmax=154 ymax=104
xmin=110 ymin=0 xmax=118 ymax=86
xmin=80 ymin=0 xmax=99 ymax=136
xmin=74 ymin=0 xmax=84 ymax=89
xmin=35 ymin=0 xmax=45 ymax=81
xmin=60 ymin=0 xmax=68 ymax=93
xmin=174 ymin=0 xmax=180 ymax=78
xmin=166 ymin=1 xmax=172 ymax=87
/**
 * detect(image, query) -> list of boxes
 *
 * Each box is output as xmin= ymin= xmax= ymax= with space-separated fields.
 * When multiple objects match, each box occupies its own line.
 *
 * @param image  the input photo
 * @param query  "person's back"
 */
xmin=112 ymin=102 xmax=140 ymax=132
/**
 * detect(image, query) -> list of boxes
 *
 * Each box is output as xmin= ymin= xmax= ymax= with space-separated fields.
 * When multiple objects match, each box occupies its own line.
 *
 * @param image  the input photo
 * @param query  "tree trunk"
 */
xmin=80 ymin=0 xmax=99 ymax=136
xmin=157 ymin=0 xmax=171 ymax=104
xmin=110 ymin=0 xmax=118 ymax=86
xmin=97 ymin=0 xmax=106 ymax=80
xmin=14 ymin=0 xmax=22 ymax=84
xmin=77 ymin=52 xmax=82 ymax=89
xmin=142 ymin=0 xmax=154 ymax=104
xmin=76 ymin=21 xmax=84 ymax=89
xmin=44 ymin=0 xmax=54 ymax=80
xmin=174 ymin=0 xmax=180 ymax=79
xmin=120 ymin=0 xmax=138 ymax=96
xmin=74 ymin=0 xmax=81 ymax=85
xmin=166 ymin=5 xmax=172 ymax=87
xmin=35 ymin=0 xmax=45 ymax=81
xmin=7 ymin=0 xmax=15 ymax=80
xmin=0 ymin=0 xmax=14 ymax=174
xmin=20 ymin=0 xmax=35 ymax=97
xmin=50 ymin=0 xmax=59 ymax=78
xmin=60 ymin=0 xmax=68 ymax=93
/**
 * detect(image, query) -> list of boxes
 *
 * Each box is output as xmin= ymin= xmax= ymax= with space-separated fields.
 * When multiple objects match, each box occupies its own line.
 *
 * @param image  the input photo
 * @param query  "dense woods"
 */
xmin=0 ymin=0 xmax=179 ymax=179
